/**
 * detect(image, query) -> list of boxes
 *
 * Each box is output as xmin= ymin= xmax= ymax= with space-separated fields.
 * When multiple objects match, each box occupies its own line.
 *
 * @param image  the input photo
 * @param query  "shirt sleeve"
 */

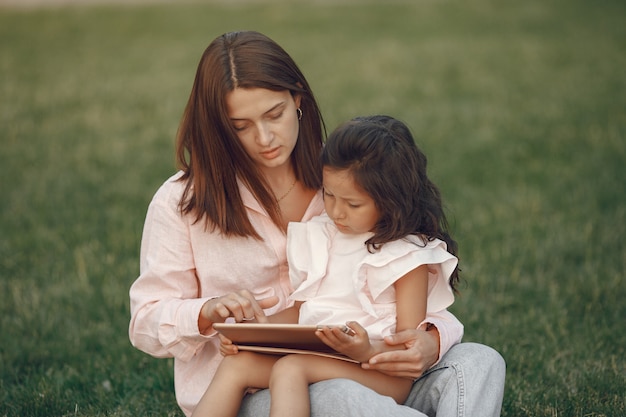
xmin=419 ymin=309 xmax=464 ymax=365
xmin=128 ymin=178 xmax=214 ymax=362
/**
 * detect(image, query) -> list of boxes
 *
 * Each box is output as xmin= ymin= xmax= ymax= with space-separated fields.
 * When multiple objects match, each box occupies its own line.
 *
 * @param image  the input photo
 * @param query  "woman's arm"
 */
xmin=129 ymin=184 xmax=209 ymax=361
xmin=362 ymin=310 xmax=464 ymax=378
xmin=265 ymin=302 xmax=302 ymax=324
xmin=130 ymin=179 xmax=279 ymax=360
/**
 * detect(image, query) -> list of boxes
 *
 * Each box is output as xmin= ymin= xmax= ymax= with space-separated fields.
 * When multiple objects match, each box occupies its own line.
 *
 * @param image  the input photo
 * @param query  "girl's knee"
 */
xmin=270 ymin=354 xmax=308 ymax=379
xmin=221 ymin=351 xmax=258 ymax=370
xmin=274 ymin=354 xmax=307 ymax=368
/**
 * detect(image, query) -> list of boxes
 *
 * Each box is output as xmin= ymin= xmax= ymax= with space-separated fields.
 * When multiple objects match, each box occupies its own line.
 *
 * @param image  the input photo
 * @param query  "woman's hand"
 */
xmin=315 ymin=321 xmax=375 ymax=363
xmin=198 ymin=290 xmax=279 ymax=333
xmin=361 ymin=327 xmax=440 ymax=379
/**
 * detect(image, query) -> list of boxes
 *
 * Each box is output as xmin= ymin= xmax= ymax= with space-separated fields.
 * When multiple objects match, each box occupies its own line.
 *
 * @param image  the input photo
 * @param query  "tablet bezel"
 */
xmin=212 ymin=323 xmax=357 ymax=362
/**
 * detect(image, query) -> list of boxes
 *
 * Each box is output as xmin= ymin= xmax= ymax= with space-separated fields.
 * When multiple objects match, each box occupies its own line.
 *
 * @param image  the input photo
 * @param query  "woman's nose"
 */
xmin=256 ymin=122 xmax=273 ymax=146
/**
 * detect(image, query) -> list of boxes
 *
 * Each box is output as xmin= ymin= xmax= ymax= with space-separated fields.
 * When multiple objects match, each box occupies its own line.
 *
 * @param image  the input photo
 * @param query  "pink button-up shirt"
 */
xmin=129 ymin=171 xmax=463 ymax=416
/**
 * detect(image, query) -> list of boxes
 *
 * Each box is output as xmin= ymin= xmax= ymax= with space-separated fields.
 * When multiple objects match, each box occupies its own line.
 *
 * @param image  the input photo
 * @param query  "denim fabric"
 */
xmin=405 ymin=342 xmax=506 ymax=417
xmin=237 ymin=342 xmax=505 ymax=417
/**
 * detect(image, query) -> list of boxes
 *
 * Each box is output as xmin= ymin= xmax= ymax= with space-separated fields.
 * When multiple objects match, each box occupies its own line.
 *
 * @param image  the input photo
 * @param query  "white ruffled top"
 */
xmin=287 ymin=214 xmax=458 ymax=340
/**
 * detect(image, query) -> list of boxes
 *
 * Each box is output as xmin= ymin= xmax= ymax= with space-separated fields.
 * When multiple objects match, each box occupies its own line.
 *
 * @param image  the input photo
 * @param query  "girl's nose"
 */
xmin=331 ymin=204 xmax=345 ymax=220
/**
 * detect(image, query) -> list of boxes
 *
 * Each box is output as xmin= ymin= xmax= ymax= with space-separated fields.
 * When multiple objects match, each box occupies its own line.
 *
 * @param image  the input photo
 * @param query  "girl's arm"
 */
xmin=317 ymin=265 xmax=429 ymax=363
xmin=394 ymin=264 xmax=428 ymax=332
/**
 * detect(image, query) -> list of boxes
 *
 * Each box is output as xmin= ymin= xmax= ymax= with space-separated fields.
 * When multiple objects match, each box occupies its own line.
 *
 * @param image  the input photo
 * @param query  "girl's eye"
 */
xmin=348 ymin=203 xmax=361 ymax=208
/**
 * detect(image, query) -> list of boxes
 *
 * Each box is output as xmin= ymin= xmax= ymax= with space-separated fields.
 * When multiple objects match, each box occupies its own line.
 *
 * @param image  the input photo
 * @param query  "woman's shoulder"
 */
xmin=149 ymin=171 xmax=187 ymax=208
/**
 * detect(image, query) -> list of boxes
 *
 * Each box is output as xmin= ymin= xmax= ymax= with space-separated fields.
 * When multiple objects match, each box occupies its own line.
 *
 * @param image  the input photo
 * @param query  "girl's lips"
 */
xmin=335 ymin=223 xmax=349 ymax=232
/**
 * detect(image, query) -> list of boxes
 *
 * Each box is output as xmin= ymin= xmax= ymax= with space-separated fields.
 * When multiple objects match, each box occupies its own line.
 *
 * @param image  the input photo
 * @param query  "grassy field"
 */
xmin=1 ymin=0 xmax=624 ymax=416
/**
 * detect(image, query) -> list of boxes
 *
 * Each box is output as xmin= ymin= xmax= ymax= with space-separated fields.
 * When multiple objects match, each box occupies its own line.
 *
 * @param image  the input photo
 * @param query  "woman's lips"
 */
xmin=260 ymin=147 xmax=281 ymax=160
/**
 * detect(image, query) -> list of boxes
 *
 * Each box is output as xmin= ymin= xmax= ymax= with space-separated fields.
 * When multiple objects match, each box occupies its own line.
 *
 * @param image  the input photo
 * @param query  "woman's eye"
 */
xmin=233 ymin=124 xmax=248 ymax=132
xmin=269 ymin=111 xmax=283 ymax=120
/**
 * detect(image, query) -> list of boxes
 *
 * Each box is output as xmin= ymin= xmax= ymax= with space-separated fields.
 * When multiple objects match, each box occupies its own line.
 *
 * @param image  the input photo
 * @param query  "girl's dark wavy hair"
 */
xmin=321 ymin=115 xmax=460 ymax=291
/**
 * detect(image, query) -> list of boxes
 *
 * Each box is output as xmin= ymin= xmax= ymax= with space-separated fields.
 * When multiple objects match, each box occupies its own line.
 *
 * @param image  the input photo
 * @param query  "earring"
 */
xmin=297 ymin=108 xmax=303 ymax=121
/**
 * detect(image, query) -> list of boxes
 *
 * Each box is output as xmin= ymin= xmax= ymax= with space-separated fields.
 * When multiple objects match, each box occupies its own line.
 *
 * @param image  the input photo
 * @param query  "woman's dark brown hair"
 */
xmin=321 ymin=115 xmax=460 ymax=291
xmin=176 ymin=31 xmax=325 ymax=238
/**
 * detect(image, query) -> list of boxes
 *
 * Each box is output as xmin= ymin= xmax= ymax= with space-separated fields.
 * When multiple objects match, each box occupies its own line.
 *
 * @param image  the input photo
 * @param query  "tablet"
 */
xmin=212 ymin=323 xmax=358 ymax=363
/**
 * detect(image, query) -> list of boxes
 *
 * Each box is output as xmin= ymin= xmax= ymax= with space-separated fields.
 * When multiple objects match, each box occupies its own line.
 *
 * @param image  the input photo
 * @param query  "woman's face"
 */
xmin=322 ymin=167 xmax=380 ymax=235
xmin=226 ymin=87 xmax=301 ymax=171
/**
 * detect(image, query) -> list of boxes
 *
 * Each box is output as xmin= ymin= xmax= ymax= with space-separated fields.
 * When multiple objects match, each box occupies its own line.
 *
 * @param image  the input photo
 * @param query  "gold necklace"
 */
xmin=276 ymin=178 xmax=297 ymax=202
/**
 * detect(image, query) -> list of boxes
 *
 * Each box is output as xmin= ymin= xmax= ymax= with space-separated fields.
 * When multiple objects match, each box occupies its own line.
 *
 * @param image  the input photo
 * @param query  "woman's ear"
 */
xmin=293 ymin=93 xmax=302 ymax=109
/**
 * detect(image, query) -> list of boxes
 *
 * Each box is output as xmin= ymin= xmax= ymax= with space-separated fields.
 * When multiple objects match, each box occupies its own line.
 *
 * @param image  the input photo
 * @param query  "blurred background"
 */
xmin=1 ymin=0 xmax=624 ymax=416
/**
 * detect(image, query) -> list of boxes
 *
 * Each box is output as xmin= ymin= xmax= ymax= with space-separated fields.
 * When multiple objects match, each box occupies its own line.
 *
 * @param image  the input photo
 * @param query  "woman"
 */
xmin=129 ymin=30 xmax=505 ymax=417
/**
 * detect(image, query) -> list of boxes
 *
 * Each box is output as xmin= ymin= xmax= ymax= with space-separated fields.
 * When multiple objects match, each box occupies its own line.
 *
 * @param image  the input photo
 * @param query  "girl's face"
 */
xmin=322 ymin=167 xmax=380 ymax=235
xmin=226 ymin=87 xmax=301 ymax=171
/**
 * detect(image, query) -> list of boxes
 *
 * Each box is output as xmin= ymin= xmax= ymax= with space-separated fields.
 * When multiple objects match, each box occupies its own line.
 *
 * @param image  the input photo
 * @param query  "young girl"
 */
xmin=191 ymin=115 xmax=460 ymax=417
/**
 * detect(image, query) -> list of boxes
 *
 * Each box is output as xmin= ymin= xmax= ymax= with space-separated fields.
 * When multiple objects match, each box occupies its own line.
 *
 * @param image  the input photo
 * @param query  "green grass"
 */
xmin=1 ymin=1 xmax=625 ymax=416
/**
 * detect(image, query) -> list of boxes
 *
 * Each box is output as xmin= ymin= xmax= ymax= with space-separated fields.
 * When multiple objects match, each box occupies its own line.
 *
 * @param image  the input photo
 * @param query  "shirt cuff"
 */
xmin=158 ymin=297 xmax=216 ymax=362
xmin=418 ymin=311 xmax=464 ymax=365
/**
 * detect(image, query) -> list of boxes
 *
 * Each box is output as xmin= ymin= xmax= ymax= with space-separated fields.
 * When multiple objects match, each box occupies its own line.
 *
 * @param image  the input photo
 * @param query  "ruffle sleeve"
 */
xmin=360 ymin=236 xmax=458 ymax=313
xmin=286 ymin=216 xmax=335 ymax=299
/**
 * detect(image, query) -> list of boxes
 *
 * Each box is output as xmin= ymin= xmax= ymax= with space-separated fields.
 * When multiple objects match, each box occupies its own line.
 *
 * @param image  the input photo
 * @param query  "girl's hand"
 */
xmin=218 ymin=333 xmax=238 ymax=356
xmin=198 ymin=290 xmax=279 ymax=333
xmin=315 ymin=321 xmax=375 ymax=363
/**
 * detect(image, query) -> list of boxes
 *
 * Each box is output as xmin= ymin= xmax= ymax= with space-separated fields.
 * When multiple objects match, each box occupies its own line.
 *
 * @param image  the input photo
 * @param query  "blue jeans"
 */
xmin=237 ymin=342 xmax=505 ymax=417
